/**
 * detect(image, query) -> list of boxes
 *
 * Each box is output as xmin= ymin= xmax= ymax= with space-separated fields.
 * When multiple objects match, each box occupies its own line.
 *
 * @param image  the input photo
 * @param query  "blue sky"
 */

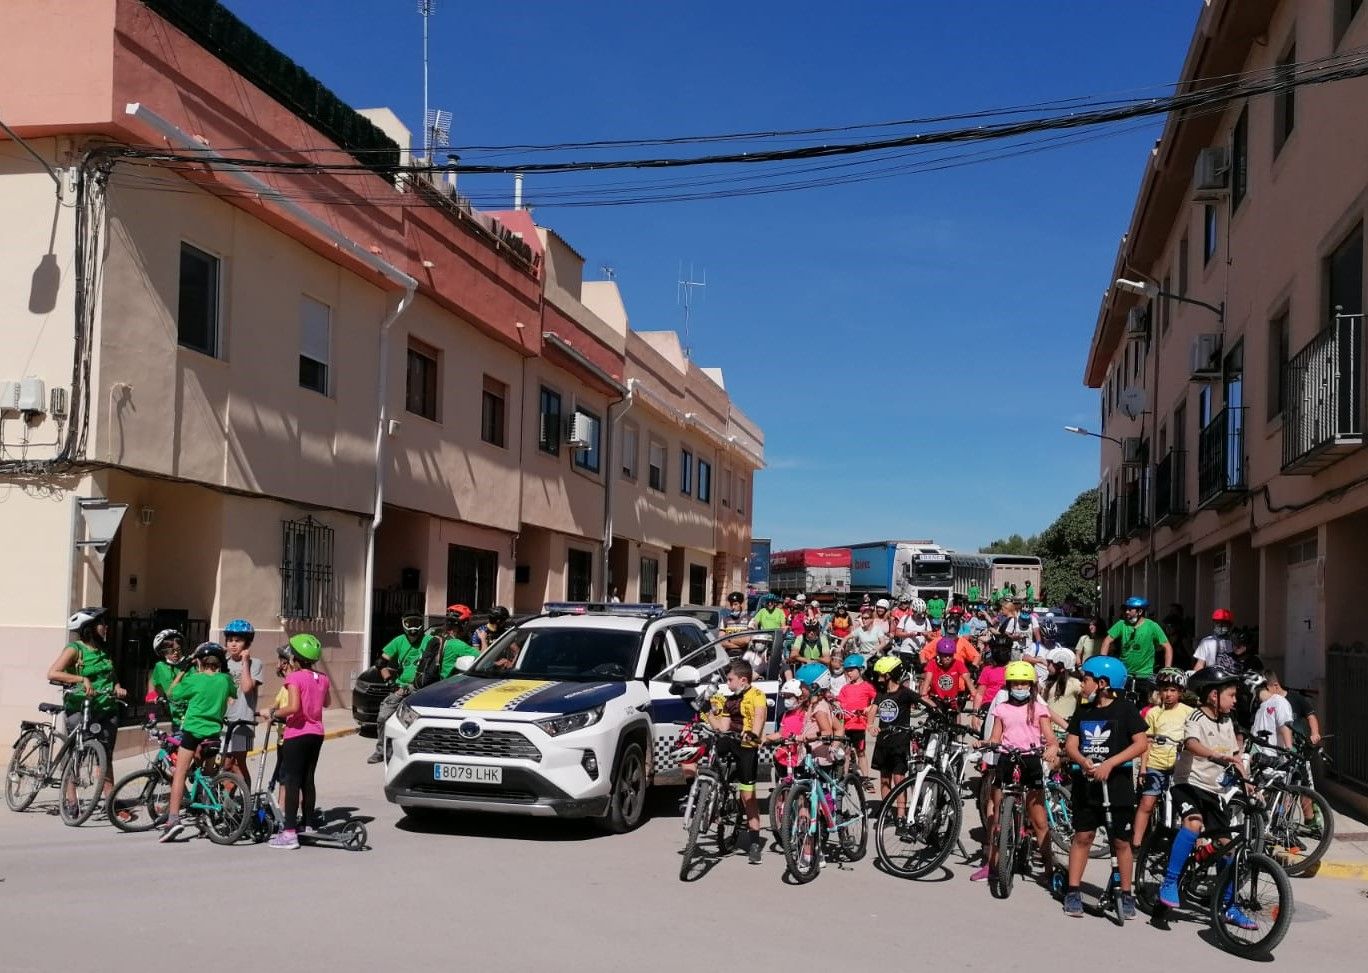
xmin=222 ymin=0 xmax=1197 ymax=551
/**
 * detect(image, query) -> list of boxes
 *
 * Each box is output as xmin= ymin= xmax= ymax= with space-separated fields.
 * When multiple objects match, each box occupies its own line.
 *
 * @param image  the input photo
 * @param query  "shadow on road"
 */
xmin=393 ymin=808 xmax=602 ymax=842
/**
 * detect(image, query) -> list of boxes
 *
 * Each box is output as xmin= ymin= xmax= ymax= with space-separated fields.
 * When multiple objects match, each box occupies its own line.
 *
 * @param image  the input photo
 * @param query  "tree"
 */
xmin=980 ymin=533 xmax=1037 ymax=555
xmin=1035 ymin=488 xmax=1099 ymax=610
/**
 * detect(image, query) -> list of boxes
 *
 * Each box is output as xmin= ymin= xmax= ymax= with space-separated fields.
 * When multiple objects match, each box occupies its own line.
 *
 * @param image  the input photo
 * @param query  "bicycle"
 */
xmin=982 ymin=745 xmax=1049 ymax=900
xmin=781 ymin=742 xmax=868 ymax=883
xmin=874 ymin=703 xmax=968 ymax=879
xmin=1246 ymin=733 xmax=1335 ymax=876
xmin=1133 ymin=767 xmax=1294 ymax=957
xmin=6 ymin=688 xmax=120 ymax=826
xmin=160 ymin=736 xmax=250 ymax=845
xmin=106 ymin=722 xmax=176 ymax=832
xmin=679 ymin=725 xmax=745 ymax=881
xmin=1044 ymin=767 xmax=1109 ymax=860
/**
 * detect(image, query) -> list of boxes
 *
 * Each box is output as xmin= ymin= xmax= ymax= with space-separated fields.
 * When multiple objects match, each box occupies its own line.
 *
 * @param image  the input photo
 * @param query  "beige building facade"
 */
xmin=1084 ymin=0 xmax=1368 ymax=793
xmin=0 ymin=0 xmax=762 ymax=741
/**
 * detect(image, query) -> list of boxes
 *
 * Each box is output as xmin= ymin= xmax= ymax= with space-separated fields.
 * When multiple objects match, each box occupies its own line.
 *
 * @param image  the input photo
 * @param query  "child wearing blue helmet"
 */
xmin=1062 ymin=655 xmax=1149 ymax=919
xmin=837 ymin=654 xmax=876 ymax=785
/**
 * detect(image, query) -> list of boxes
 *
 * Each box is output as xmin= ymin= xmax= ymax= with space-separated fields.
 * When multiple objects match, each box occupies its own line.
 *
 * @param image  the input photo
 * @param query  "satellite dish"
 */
xmin=1120 ymin=387 xmax=1148 ymax=420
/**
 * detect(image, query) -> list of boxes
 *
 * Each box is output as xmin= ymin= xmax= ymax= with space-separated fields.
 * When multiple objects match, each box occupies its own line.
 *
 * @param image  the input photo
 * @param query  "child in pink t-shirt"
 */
xmin=765 ymin=680 xmax=808 ymax=777
xmin=269 ymin=634 xmax=332 ymax=850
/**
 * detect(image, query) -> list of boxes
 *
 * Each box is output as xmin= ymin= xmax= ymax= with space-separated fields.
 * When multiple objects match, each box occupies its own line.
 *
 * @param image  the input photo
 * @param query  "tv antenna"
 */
xmin=677 ymin=262 xmax=706 ymax=359
xmin=600 ymin=264 xmax=616 ymax=280
xmin=419 ymin=1 xmax=439 ymax=158
xmin=426 ymin=109 xmax=452 ymax=161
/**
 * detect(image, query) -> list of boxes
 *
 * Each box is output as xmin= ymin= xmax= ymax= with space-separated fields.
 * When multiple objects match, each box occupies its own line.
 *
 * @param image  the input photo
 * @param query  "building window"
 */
xmin=689 ymin=564 xmax=708 ymax=605
xmin=721 ymin=468 xmax=731 ymax=508
xmin=1327 ymin=223 xmax=1364 ymax=317
xmin=567 ymin=548 xmax=593 ymax=602
xmin=1274 ymin=41 xmax=1296 ymax=156
xmin=405 ymin=340 xmax=439 ymax=420
xmin=177 ymin=243 xmax=220 ymax=356
xmin=648 ymin=440 xmax=666 ymax=492
xmin=1178 ymin=235 xmax=1189 ymax=296
xmin=620 ymin=423 xmax=638 ymax=479
xmin=448 ymin=544 xmax=497 ymax=610
xmin=480 ymin=376 xmax=507 ymax=447
xmin=281 ymin=516 xmax=334 ymax=620
xmin=680 ymin=448 xmax=693 ymax=495
xmin=639 ymin=556 xmax=659 ymax=602
xmin=299 ymin=295 xmax=330 ymax=394
xmin=538 ymin=387 xmax=561 ymax=454
xmin=1160 ymin=273 xmax=1171 ymax=335
xmin=1335 ymin=0 xmax=1363 ymax=46
xmin=573 ymin=409 xmax=601 ymax=473
xmin=737 ymin=476 xmax=746 ymax=514
xmin=1231 ymin=107 xmax=1248 ymax=211
xmin=698 ymin=459 xmax=712 ymax=503
xmin=1203 ymin=204 xmax=1218 ymax=266
xmin=1268 ymin=309 xmax=1290 ymax=420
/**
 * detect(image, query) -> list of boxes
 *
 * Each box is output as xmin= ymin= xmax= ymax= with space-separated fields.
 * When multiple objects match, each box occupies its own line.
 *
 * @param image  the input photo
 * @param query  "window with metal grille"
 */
xmin=640 ymin=557 xmax=659 ymax=602
xmin=281 ymin=516 xmax=334 ymax=619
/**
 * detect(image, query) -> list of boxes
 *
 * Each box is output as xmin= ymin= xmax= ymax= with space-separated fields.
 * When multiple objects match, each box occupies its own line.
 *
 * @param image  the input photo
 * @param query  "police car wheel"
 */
xmin=604 ymin=741 xmax=648 ymax=833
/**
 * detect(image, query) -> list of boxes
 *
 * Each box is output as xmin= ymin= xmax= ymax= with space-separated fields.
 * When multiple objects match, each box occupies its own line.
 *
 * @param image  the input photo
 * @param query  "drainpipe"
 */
xmin=361 ymin=282 xmax=417 ymax=664
xmin=603 ymin=386 xmax=635 ymax=599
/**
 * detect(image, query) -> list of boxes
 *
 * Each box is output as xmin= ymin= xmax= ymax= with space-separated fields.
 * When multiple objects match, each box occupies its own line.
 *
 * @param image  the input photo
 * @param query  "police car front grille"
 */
xmin=411 ymin=727 xmax=542 ymax=762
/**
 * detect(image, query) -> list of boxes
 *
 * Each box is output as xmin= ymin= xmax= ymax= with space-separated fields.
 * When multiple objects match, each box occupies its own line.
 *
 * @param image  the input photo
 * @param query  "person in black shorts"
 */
xmin=1062 ymin=655 xmax=1149 ymax=919
xmin=869 ymin=656 xmax=918 ymax=824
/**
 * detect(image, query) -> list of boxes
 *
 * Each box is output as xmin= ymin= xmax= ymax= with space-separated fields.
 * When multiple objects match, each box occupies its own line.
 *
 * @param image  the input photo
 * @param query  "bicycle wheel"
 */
xmin=769 ymin=779 xmax=792 ymax=840
xmin=1263 ymin=785 xmax=1334 ymax=877
xmin=107 ymin=768 xmax=171 ymax=832
xmin=1046 ymin=783 xmax=1109 ymax=860
xmin=716 ymin=783 xmax=743 ymax=855
xmin=202 ymin=771 xmax=249 ymax=845
xmin=783 ymin=783 xmax=822 ymax=883
xmin=680 ymin=774 xmax=717 ymax=880
xmin=991 ymin=796 xmax=1019 ymax=899
xmin=58 ymin=740 xmax=106 ymax=826
xmin=1209 ymin=852 xmax=1293 ymax=957
xmin=874 ymin=771 xmax=961 ymax=879
xmin=5 ymin=729 xmax=54 ymax=812
xmin=836 ymin=773 xmax=868 ymax=862
xmin=1133 ymin=825 xmax=1174 ymax=916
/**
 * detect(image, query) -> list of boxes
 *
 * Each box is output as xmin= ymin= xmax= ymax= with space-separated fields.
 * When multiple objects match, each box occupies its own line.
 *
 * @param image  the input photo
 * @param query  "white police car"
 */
xmin=382 ymin=603 xmax=778 ymax=831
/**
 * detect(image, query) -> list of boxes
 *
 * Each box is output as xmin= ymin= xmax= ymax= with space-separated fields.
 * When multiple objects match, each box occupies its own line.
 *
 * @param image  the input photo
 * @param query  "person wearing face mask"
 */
xmin=765 ymin=679 xmax=809 ymax=787
xmin=1190 ymin=609 xmax=1235 ymax=673
xmin=972 ymin=661 xmax=1057 ymax=883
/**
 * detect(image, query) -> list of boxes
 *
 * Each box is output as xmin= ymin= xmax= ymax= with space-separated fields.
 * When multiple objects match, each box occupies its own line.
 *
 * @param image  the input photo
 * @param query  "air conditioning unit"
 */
xmin=1125 ymin=305 xmax=1150 ymax=339
xmin=1190 ymin=332 xmax=1223 ymax=379
xmin=1121 ymin=437 xmax=1146 ymax=466
xmin=565 ymin=412 xmax=592 ymax=449
xmin=1193 ymin=147 xmax=1230 ymax=200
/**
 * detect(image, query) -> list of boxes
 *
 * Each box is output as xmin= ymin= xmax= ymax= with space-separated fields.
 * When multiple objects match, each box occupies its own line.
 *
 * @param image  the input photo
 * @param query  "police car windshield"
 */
xmin=470 ymin=628 xmax=640 ymax=681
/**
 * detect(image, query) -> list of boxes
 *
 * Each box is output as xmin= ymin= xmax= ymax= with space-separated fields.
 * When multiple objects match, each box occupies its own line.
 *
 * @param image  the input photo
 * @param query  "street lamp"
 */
xmin=1064 ymin=425 xmax=1123 ymax=446
xmin=1115 ymin=277 xmax=1224 ymax=322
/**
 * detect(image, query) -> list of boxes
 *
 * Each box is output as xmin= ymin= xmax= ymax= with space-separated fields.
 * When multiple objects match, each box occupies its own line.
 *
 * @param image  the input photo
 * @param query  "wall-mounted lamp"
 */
xmin=387 ymin=419 xmax=402 ymax=437
xmin=138 ymin=507 xmax=155 ymax=526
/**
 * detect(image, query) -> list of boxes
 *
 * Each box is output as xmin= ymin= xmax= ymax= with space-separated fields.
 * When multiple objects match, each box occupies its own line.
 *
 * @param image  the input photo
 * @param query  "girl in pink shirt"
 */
xmin=269 ymin=634 xmax=332 ymax=850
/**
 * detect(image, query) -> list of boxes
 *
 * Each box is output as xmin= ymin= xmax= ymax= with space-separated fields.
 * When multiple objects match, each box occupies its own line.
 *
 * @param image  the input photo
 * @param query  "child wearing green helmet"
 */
xmin=268 ymin=633 xmax=332 ymax=849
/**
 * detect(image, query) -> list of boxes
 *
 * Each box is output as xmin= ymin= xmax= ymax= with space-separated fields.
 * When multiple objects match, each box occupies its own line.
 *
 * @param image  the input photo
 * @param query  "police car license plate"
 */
xmin=432 ymin=763 xmax=502 ymax=784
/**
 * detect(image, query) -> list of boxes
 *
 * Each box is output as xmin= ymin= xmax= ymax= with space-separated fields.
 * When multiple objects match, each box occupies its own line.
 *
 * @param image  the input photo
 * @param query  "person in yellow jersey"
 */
xmin=708 ymin=660 xmax=769 ymax=863
xmin=1132 ymin=668 xmax=1194 ymax=850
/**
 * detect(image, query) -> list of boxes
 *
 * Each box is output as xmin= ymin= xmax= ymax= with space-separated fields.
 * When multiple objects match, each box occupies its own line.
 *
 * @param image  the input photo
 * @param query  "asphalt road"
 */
xmin=2 ymin=732 xmax=1364 ymax=972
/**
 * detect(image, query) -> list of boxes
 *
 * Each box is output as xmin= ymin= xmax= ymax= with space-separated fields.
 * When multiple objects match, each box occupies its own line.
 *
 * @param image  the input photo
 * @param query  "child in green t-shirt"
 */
xmin=160 ymin=642 xmax=237 ymax=842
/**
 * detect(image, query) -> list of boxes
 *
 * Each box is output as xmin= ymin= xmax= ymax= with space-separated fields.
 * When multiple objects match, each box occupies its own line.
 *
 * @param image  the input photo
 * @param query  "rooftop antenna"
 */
xmin=600 ymin=264 xmax=616 ymax=280
xmin=426 ymin=108 xmax=451 ymax=180
xmin=419 ymin=1 xmax=438 ymax=158
xmin=677 ymin=262 xmax=706 ymax=359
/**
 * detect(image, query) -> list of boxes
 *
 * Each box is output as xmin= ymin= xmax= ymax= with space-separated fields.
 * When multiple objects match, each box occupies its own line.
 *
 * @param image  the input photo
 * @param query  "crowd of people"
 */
xmin=709 ymin=589 xmax=1321 ymax=927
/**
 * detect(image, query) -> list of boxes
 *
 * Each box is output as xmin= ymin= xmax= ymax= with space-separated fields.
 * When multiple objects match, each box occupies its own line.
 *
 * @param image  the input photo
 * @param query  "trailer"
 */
xmin=748 ymin=538 xmax=772 ymax=592
xmin=950 ymin=552 xmax=1042 ymax=604
xmin=847 ymin=540 xmax=952 ymax=604
xmin=769 ymin=547 xmax=851 ymax=598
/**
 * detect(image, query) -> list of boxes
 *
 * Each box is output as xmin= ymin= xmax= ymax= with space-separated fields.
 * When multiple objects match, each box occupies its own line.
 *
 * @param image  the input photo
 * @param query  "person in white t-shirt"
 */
xmin=1191 ymin=608 xmax=1236 ymax=673
xmin=1246 ymin=672 xmax=1294 ymax=754
xmin=893 ymin=597 xmax=933 ymax=658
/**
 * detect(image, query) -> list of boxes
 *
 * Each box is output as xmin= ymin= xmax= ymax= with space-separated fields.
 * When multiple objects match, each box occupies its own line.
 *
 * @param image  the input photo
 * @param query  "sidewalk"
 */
xmin=1299 ymin=792 xmax=1368 ymax=880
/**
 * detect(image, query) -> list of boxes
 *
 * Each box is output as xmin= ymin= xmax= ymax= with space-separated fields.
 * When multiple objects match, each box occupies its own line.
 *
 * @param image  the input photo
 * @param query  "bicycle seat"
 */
xmin=37 ymin=702 xmax=64 ymax=714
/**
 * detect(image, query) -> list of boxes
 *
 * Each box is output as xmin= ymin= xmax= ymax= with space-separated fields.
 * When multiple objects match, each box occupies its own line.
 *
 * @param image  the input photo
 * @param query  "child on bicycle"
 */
xmin=160 ymin=642 xmax=238 ymax=842
xmin=1062 ymin=656 xmax=1149 ymax=918
xmin=147 ymin=629 xmax=188 ymax=730
xmin=1131 ymin=667 xmax=1191 ymax=850
xmin=707 ymin=659 xmax=768 ymax=864
xmin=837 ymin=654 xmax=877 ymax=786
xmin=1158 ymin=666 xmax=1256 ymax=929
xmin=973 ymin=661 xmax=1057 ymax=883
xmin=869 ymin=656 xmax=919 ymax=829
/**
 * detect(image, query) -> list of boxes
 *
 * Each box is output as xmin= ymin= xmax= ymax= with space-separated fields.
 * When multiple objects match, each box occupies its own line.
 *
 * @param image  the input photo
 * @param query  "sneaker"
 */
xmin=747 ymin=833 xmax=764 ymax=865
xmin=1063 ymin=892 xmax=1084 ymax=917
xmin=269 ymin=829 xmax=301 ymax=850
xmin=970 ymin=865 xmax=990 ymax=882
xmin=1158 ymin=879 xmax=1181 ymax=909
xmin=1119 ymin=892 xmax=1137 ymax=921
xmin=1223 ymin=905 xmax=1258 ymax=931
xmin=366 ymin=752 xmax=384 ymax=765
xmin=158 ymin=819 xmax=186 ymax=844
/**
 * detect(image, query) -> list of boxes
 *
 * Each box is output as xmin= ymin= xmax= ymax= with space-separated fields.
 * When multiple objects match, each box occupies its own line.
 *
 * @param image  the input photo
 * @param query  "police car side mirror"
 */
xmin=670 ymin=666 xmax=701 ymax=693
xmin=455 ymin=656 xmax=475 ymax=673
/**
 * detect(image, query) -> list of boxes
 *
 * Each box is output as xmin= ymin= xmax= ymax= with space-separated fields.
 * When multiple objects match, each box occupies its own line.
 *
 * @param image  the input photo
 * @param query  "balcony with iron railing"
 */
xmin=1120 ymin=475 xmax=1149 ymax=537
xmin=1198 ymin=406 xmax=1247 ymax=508
xmin=1282 ymin=313 xmax=1363 ymax=474
xmin=1152 ymin=449 xmax=1188 ymax=526
xmin=1098 ymin=497 xmax=1119 ymax=547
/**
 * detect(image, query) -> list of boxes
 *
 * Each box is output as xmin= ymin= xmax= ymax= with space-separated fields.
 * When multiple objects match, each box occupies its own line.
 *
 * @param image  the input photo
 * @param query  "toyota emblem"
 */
xmin=457 ymin=720 xmax=483 ymax=739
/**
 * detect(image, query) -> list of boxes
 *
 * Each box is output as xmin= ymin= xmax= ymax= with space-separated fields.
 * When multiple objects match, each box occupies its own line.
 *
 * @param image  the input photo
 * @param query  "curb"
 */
xmin=246 ymin=724 xmax=357 ymax=758
xmin=1308 ymin=860 xmax=1368 ymax=881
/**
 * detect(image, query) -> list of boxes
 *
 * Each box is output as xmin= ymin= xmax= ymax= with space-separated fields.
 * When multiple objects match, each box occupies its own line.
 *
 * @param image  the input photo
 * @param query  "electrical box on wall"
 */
xmin=18 ymin=378 xmax=46 ymax=413
xmin=0 ymin=382 xmax=18 ymax=413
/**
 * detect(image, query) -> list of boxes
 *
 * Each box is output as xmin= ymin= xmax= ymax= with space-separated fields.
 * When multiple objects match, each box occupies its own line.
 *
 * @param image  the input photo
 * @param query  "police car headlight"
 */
xmin=535 ymin=705 xmax=604 ymax=737
xmin=395 ymin=701 xmax=418 ymax=729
